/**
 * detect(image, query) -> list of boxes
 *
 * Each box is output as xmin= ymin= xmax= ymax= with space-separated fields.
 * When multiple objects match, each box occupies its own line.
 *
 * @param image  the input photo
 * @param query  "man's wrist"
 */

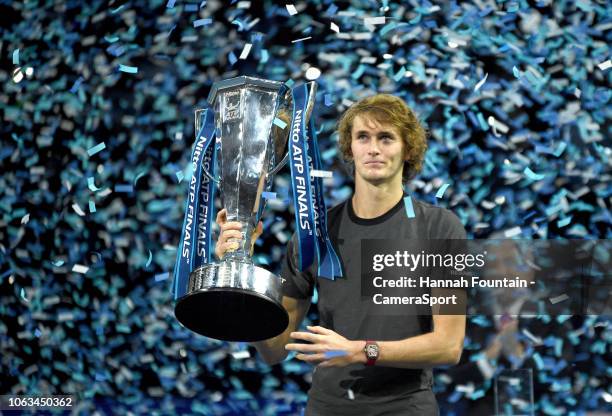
xmin=352 ymin=340 xmax=368 ymax=364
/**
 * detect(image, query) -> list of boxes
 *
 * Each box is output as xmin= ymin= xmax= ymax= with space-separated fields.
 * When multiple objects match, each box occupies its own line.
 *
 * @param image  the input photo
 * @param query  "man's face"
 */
xmin=350 ymin=114 xmax=406 ymax=185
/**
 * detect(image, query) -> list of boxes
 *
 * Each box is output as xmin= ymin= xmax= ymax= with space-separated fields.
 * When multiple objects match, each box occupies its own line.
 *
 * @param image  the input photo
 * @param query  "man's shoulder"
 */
xmin=326 ymin=199 xmax=347 ymax=219
xmin=410 ymin=198 xmax=466 ymax=238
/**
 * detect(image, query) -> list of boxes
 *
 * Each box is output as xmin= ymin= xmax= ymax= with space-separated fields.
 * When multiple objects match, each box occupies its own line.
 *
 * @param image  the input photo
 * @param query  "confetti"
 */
xmin=596 ymin=59 xmax=611 ymax=71
xmin=1 ymin=1 xmax=609 ymax=413
xmin=72 ymin=264 xmax=89 ymax=274
xmin=286 ymin=4 xmax=298 ymax=16
xmin=145 ymin=250 xmax=153 ymax=268
xmin=403 ymin=195 xmax=415 ymax=218
xmin=87 ymin=177 xmax=102 ymax=191
xmin=118 ymin=64 xmax=138 ymax=74
xmin=239 ymin=43 xmax=252 ymax=60
xmin=364 ymin=16 xmax=385 ymax=25
xmin=291 ymin=37 xmax=312 ymax=43
xmin=549 ymin=294 xmax=570 ymax=304
xmin=474 ymin=73 xmax=488 ymax=91
xmin=72 ymin=203 xmax=86 ymax=216
xmin=273 ymin=118 xmax=287 ymax=129
xmin=154 ymin=272 xmax=169 ymax=282
xmin=435 ymin=183 xmax=450 ymax=199
xmin=193 ymin=18 xmax=212 ymax=28
xmin=310 ymin=170 xmax=333 ymax=179
xmin=323 ymin=350 xmax=347 ymax=358
xmin=87 ymin=142 xmax=106 ymax=156
xmin=114 ymin=184 xmax=134 ymax=193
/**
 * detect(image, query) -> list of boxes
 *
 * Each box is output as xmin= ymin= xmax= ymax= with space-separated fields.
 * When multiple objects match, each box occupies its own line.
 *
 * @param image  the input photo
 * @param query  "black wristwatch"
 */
xmin=364 ymin=340 xmax=379 ymax=366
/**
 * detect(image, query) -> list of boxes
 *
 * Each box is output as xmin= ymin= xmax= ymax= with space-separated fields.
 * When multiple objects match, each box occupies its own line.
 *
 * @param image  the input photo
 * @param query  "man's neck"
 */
xmin=352 ymin=180 xmax=404 ymax=219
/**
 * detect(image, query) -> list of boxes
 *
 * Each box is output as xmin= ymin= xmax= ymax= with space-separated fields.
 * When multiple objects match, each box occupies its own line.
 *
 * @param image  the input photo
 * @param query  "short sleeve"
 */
xmin=434 ymin=208 xmax=467 ymax=240
xmin=431 ymin=208 xmax=469 ymax=281
xmin=280 ymin=233 xmax=316 ymax=299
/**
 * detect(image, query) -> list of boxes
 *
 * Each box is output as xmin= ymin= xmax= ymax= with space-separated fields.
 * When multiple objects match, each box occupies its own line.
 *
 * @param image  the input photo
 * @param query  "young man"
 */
xmin=216 ymin=94 xmax=466 ymax=415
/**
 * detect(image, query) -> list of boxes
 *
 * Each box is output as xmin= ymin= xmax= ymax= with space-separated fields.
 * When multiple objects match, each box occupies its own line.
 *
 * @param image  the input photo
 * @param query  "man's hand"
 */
xmin=285 ymin=325 xmax=365 ymax=368
xmin=214 ymin=209 xmax=263 ymax=260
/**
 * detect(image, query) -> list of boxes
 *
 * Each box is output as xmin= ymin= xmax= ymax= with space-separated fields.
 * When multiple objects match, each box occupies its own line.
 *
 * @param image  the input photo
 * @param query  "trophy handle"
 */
xmin=265 ymin=81 xmax=317 ymax=180
xmin=195 ymin=108 xmax=221 ymax=185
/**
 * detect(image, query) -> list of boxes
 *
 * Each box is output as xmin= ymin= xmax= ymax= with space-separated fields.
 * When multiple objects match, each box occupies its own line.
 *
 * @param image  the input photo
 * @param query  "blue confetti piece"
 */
xmin=323 ymin=350 xmax=347 ymax=359
xmin=87 ymin=177 xmax=101 ymax=192
xmin=324 ymin=94 xmax=332 ymax=107
xmin=193 ymin=18 xmax=212 ymax=28
xmin=166 ymin=0 xmax=176 ymax=8
xmin=533 ymin=352 xmax=544 ymax=370
xmin=512 ymin=66 xmax=521 ymax=78
xmin=393 ymin=66 xmax=406 ymax=82
xmin=70 ymin=76 xmax=84 ymax=94
xmin=262 ymin=192 xmax=276 ymax=200
xmin=476 ymin=112 xmax=489 ymax=131
xmin=557 ymin=216 xmax=572 ymax=228
xmin=435 ymin=183 xmax=450 ymax=198
xmin=471 ymin=389 xmax=485 ymax=400
xmin=20 ymin=288 xmax=27 ymax=302
xmin=523 ymin=167 xmax=545 ymax=181
xmin=553 ymin=142 xmax=567 ymax=157
xmin=118 ymin=64 xmax=138 ymax=74
xmin=145 ymin=250 xmax=152 ymax=268
xmin=260 ymin=49 xmax=269 ymax=63
xmin=273 ymin=117 xmax=287 ymax=129
xmin=52 ymin=260 xmax=64 ymax=267
xmin=228 ymin=51 xmax=237 ymax=66
xmin=448 ymin=390 xmax=462 ymax=403
xmin=12 ymin=49 xmax=19 ymax=65
xmin=114 ymin=184 xmax=134 ymax=193
xmin=88 ymin=200 xmax=96 ymax=213
xmin=403 ymin=195 xmax=415 ymax=218
xmin=155 ymin=272 xmax=169 ymax=282
xmin=87 ymin=142 xmax=106 ymax=156
xmin=110 ymin=4 xmax=125 ymax=13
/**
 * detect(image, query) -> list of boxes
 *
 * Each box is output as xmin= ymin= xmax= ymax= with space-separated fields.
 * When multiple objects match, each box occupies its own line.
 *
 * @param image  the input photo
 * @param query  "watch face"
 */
xmin=366 ymin=344 xmax=378 ymax=359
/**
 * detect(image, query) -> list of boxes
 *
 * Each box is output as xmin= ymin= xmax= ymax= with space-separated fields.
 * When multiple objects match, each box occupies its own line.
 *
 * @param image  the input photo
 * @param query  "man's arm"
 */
xmin=286 ymin=313 xmax=465 ymax=369
xmin=369 ymin=314 xmax=466 ymax=368
xmin=252 ymin=295 xmax=311 ymax=365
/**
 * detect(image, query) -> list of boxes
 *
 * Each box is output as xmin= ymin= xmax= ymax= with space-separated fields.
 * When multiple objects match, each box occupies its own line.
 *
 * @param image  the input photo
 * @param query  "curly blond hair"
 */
xmin=337 ymin=94 xmax=427 ymax=182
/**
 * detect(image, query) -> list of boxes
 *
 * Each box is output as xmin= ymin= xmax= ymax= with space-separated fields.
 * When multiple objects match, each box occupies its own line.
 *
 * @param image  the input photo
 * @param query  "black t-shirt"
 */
xmin=281 ymin=196 xmax=467 ymax=415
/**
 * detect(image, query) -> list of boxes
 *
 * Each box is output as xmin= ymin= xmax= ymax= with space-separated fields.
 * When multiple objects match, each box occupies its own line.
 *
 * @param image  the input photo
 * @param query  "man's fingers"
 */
xmin=290 ymin=331 xmax=323 ymax=343
xmin=220 ymin=230 xmax=243 ymax=242
xmin=295 ymin=353 xmax=325 ymax=363
xmin=215 ymin=209 xmax=227 ymax=225
xmin=285 ymin=343 xmax=323 ymax=353
xmin=221 ymin=241 xmax=241 ymax=252
xmin=220 ymin=222 xmax=243 ymax=232
xmin=306 ymin=325 xmax=334 ymax=335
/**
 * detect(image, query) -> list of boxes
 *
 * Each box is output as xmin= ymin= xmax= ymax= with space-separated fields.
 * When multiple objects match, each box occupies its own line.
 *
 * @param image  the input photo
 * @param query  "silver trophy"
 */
xmin=174 ymin=76 xmax=316 ymax=342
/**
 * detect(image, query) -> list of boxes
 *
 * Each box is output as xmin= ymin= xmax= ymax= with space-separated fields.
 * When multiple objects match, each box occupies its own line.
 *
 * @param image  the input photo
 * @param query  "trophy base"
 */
xmin=174 ymin=260 xmax=289 ymax=342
